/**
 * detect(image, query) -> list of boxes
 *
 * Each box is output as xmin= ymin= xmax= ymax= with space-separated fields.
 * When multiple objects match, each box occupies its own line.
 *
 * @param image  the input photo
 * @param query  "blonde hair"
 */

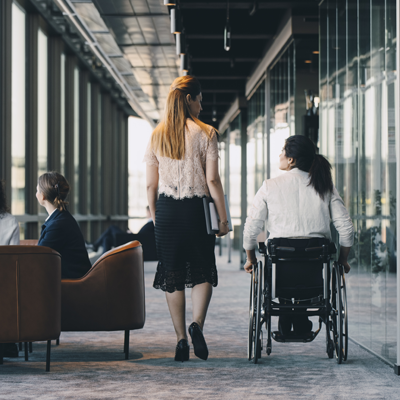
xmin=150 ymin=76 xmax=215 ymax=160
xmin=38 ymin=172 xmax=70 ymax=212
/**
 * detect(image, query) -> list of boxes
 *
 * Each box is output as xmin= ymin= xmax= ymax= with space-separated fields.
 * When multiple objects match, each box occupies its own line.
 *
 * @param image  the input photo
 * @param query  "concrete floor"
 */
xmin=1 ymin=250 xmax=399 ymax=399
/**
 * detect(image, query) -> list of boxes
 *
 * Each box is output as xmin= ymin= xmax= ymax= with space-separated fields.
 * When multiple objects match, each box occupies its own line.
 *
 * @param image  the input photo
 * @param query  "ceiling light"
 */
xmin=180 ymin=54 xmax=189 ymax=73
xmin=170 ymin=8 xmax=182 ymax=34
xmin=164 ymin=0 xmax=176 ymax=5
xmin=176 ymin=33 xmax=181 ymax=55
xmin=249 ymin=1 xmax=258 ymax=16
xmin=176 ymin=32 xmax=186 ymax=55
xmin=212 ymin=94 xmax=217 ymax=121
xmin=224 ymin=0 xmax=231 ymax=51
xmin=212 ymin=108 xmax=217 ymax=122
xmin=304 ymin=60 xmax=312 ymax=64
xmin=313 ymin=51 xmax=319 ymax=54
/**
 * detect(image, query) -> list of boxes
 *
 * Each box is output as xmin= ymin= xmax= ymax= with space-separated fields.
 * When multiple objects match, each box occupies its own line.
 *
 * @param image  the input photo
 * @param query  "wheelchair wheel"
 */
xmin=254 ymin=261 xmax=263 ymax=364
xmin=341 ymin=268 xmax=348 ymax=361
xmin=331 ymin=262 xmax=344 ymax=364
xmin=247 ymin=263 xmax=257 ymax=361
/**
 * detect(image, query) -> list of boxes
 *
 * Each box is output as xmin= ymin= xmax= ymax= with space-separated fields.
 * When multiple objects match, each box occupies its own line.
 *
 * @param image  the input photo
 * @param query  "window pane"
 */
xmin=74 ymin=67 xmax=79 ymax=209
xmin=37 ymin=28 xmax=48 ymax=178
xmin=60 ymin=53 xmax=66 ymax=175
xmin=87 ymin=81 xmax=91 ymax=213
xmin=11 ymin=2 xmax=26 ymax=215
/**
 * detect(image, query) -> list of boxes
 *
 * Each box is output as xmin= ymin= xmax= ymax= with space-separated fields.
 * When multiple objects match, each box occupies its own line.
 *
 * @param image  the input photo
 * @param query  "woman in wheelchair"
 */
xmin=243 ymin=135 xmax=354 ymax=338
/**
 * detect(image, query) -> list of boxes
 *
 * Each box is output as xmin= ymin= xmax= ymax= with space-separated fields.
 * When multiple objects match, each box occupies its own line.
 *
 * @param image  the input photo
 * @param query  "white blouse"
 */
xmin=0 ymin=212 xmax=20 ymax=245
xmin=143 ymin=119 xmax=219 ymax=200
xmin=243 ymin=168 xmax=354 ymax=250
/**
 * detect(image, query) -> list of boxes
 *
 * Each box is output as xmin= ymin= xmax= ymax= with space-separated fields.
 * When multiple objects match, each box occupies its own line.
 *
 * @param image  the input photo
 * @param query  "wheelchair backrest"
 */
xmin=266 ymin=238 xmax=335 ymax=300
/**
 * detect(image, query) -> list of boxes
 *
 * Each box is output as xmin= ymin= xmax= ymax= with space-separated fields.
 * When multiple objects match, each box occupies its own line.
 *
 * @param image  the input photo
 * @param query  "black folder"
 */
xmin=203 ymin=195 xmax=233 ymax=235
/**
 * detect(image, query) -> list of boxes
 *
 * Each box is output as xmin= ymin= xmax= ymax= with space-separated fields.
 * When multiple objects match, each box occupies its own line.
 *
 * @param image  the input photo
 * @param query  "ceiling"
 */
xmin=70 ymin=0 xmax=320 ymax=126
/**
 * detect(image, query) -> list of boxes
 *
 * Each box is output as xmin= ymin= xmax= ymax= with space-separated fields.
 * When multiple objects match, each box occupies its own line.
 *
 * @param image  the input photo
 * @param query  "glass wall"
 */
xmin=229 ymin=115 xmax=242 ymax=229
xmin=247 ymin=81 xmax=266 ymax=214
xmin=3 ymin=0 xmax=131 ymax=240
xmin=269 ymin=41 xmax=296 ymax=178
xmin=320 ymin=0 xmax=397 ymax=364
xmin=11 ymin=1 xmax=26 ymax=215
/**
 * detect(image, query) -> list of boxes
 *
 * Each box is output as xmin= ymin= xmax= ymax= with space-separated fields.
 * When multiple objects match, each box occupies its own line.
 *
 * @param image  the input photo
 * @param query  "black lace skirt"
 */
xmin=153 ymin=194 xmax=217 ymax=293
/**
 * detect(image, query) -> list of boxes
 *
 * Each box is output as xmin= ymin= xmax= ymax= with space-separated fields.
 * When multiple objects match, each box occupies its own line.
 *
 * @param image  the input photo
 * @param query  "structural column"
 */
xmin=0 ymin=0 xmax=12 ymax=204
xmin=265 ymin=75 xmax=271 ymax=180
xmin=25 ymin=13 xmax=39 ymax=238
xmin=64 ymin=55 xmax=76 ymax=214
xmin=90 ymin=83 xmax=101 ymax=240
xmin=101 ymin=92 xmax=112 ymax=230
xmin=48 ymin=36 xmax=62 ymax=172
xmin=240 ymin=112 xmax=248 ymax=265
xmin=119 ymin=111 xmax=128 ymax=230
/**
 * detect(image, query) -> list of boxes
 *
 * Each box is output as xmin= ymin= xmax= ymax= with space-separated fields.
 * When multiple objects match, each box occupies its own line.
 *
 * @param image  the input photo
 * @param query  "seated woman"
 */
xmin=36 ymin=172 xmax=91 ymax=279
xmin=0 ymin=180 xmax=20 ymax=358
xmin=243 ymin=135 xmax=354 ymax=336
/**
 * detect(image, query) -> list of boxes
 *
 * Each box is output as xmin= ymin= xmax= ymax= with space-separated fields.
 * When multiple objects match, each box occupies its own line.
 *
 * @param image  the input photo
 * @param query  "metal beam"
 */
xmin=191 ymin=58 xmax=259 ymax=63
xmin=119 ymin=43 xmax=175 ymax=47
xmin=201 ymin=102 xmax=232 ymax=105
xmin=246 ymin=14 xmax=318 ymax=96
xmin=186 ymin=34 xmax=272 ymax=40
xmin=100 ymin=13 xmax=168 ymax=17
xmin=180 ymin=2 xmax=318 ymax=9
xmin=195 ymin=76 xmax=247 ymax=80
xmin=202 ymin=89 xmax=240 ymax=93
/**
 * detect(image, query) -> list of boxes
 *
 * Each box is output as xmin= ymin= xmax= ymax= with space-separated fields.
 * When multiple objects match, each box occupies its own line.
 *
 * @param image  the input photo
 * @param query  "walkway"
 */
xmin=1 ymin=250 xmax=399 ymax=399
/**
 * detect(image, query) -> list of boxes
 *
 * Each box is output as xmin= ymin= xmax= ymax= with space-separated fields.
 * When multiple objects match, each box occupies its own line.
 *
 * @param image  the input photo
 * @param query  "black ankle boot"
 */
xmin=174 ymin=339 xmax=189 ymax=362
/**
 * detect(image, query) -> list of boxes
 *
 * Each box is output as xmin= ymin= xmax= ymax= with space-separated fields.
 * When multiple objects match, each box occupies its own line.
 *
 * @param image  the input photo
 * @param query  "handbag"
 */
xmin=203 ymin=195 xmax=232 ymax=235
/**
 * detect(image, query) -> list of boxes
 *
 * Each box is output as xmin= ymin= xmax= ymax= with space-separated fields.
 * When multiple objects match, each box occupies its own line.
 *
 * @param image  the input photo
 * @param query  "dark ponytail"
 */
xmin=38 ymin=172 xmax=70 ymax=211
xmin=284 ymin=135 xmax=333 ymax=200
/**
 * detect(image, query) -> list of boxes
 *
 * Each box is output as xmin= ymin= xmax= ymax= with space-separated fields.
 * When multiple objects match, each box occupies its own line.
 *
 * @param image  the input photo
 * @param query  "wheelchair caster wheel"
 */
xmin=266 ymin=347 xmax=271 ymax=356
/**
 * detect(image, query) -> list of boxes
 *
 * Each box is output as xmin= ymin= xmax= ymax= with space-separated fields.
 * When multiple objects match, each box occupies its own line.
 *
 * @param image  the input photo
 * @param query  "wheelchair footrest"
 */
xmin=272 ymin=331 xmax=317 ymax=343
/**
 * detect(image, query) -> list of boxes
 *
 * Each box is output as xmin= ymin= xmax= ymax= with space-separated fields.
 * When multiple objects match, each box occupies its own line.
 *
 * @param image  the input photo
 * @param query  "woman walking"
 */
xmin=144 ymin=75 xmax=229 ymax=362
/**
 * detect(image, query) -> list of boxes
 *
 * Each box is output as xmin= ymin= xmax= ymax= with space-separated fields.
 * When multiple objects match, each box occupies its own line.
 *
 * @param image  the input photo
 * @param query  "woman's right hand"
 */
xmin=216 ymin=221 xmax=229 ymax=237
xmin=339 ymin=259 xmax=351 ymax=273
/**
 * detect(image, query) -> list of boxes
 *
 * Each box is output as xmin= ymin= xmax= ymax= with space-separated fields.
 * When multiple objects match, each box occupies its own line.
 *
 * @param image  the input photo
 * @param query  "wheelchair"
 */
xmin=248 ymin=237 xmax=348 ymax=364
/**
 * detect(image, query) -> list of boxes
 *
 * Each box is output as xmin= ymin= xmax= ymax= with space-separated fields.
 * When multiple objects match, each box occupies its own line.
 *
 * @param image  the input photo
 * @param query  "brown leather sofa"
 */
xmin=61 ymin=241 xmax=145 ymax=359
xmin=0 ymin=245 xmax=61 ymax=371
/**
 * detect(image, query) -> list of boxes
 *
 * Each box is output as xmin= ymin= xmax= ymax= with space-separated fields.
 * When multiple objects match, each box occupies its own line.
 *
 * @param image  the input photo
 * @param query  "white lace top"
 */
xmin=143 ymin=119 xmax=219 ymax=200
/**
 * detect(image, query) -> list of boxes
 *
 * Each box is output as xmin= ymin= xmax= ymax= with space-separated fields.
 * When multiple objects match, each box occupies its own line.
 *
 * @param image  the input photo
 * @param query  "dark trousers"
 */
xmin=278 ymin=298 xmax=313 ymax=335
xmin=94 ymin=225 xmax=125 ymax=253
